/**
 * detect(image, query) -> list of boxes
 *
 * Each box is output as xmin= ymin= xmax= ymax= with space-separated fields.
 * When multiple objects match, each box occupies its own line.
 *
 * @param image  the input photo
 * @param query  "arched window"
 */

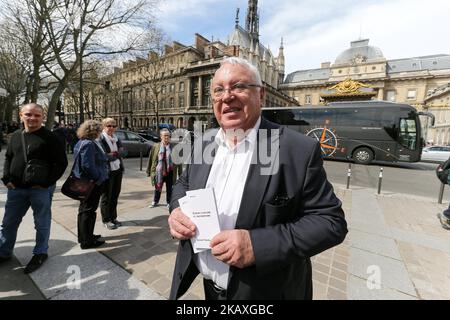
xmin=177 ymin=117 xmax=184 ymax=128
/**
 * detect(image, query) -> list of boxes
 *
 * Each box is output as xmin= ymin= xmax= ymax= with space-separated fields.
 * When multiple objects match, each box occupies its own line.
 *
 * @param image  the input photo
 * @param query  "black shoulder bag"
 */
xmin=21 ymin=131 xmax=50 ymax=186
xmin=61 ymin=141 xmax=95 ymax=201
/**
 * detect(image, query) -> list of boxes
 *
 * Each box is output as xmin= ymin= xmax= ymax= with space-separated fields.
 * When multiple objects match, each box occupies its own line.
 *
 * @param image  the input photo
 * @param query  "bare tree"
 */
xmin=3 ymin=0 xmax=54 ymax=104
xmin=3 ymin=0 xmax=160 ymax=129
xmin=100 ymin=25 xmax=168 ymax=129
xmin=63 ymin=60 xmax=107 ymax=121
xmin=141 ymin=49 xmax=171 ymax=131
xmin=0 ymin=22 xmax=30 ymax=122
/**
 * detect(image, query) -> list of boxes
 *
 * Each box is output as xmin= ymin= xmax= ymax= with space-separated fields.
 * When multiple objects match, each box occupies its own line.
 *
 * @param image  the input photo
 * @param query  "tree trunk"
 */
xmin=45 ymin=81 xmax=67 ymax=129
xmin=31 ymin=65 xmax=40 ymax=102
xmin=23 ymin=77 xmax=33 ymax=104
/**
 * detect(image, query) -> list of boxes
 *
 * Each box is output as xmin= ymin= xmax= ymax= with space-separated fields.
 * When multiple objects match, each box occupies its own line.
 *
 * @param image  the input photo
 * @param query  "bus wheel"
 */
xmin=353 ymin=147 xmax=373 ymax=164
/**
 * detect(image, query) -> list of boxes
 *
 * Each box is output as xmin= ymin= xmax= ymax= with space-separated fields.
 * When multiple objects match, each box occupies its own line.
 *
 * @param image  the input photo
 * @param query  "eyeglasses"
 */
xmin=106 ymin=125 xmax=117 ymax=128
xmin=212 ymin=83 xmax=262 ymax=99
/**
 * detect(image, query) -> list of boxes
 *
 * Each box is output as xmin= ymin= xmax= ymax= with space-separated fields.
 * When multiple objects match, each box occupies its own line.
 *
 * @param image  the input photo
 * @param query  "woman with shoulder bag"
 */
xmin=73 ymin=120 xmax=109 ymax=249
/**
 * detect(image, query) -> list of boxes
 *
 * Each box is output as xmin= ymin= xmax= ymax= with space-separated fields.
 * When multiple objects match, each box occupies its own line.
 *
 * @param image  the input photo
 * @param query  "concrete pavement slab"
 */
xmin=349 ymin=229 xmax=402 ymax=260
xmin=0 ymin=256 xmax=44 ymax=300
xmin=51 ymin=265 xmax=163 ymax=300
xmin=348 ymin=247 xmax=417 ymax=296
xmin=347 ymin=275 xmax=417 ymax=300
xmin=3 ymin=202 xmax=164 ymax=300
xmin=389 ymin=227 xmax=450 ymax=255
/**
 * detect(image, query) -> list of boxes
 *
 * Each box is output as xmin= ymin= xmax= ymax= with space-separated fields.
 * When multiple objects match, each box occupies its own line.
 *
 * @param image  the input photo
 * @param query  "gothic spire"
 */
xmin=245 ymin=0 xmax=259 ymax=42
xmin=278 ymin=37 xmax=285 ymax=84
xmin=235 ymin=8 xmax=240 ymax=27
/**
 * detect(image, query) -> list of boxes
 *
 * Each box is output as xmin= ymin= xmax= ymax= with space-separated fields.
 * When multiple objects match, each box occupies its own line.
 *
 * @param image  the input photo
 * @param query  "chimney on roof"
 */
xmin=321 ymin=62 xmax=331 ymax=68
xmin=164 ymin=44 xmax=173 ymax=55
xmin=195 ymin=33 xmax=210 ymax=54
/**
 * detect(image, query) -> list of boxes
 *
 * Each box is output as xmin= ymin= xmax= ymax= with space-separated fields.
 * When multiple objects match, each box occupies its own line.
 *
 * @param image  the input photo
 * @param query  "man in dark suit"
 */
xmin=168 ymin=57 xmax=347 ymax=300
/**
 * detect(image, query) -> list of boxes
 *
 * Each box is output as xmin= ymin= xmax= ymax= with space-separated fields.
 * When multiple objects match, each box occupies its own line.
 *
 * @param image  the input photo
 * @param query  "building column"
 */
xmin=377 ymin=88 xmax=384 ymax=100
xmin=186 ymin=78 xmax=191 ymax=112
xmin=198 ymin=76 xmax=202 ymax=108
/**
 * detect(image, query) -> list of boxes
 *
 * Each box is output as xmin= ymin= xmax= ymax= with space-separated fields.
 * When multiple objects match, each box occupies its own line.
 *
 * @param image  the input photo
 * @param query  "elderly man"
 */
xmin=0 ymin=103 xmax=67 ymax=273
xmin=168 ymin=57 xmax=347 ymax=300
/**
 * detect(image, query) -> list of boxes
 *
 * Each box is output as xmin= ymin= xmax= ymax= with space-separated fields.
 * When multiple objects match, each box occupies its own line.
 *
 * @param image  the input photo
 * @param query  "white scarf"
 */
xmin=102 ymin=131 xmax=120 ymax=171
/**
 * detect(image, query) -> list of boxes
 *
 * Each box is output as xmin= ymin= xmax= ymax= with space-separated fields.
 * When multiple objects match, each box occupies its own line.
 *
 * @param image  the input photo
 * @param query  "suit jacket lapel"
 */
xmin=190 ymin=139 xmax=217 ymax=190
xmin=235 ymin=118 xmax=282 ymax=229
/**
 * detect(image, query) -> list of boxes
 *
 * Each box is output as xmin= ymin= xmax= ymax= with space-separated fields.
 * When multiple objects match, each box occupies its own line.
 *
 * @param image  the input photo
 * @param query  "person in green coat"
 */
xmin=146 ymin=129 xmax=181 ymax=208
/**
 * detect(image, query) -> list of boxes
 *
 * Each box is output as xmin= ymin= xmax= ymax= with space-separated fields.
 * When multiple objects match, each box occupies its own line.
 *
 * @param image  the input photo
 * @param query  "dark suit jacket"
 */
xmin=168 ymin=118 xmax=347 ymax=300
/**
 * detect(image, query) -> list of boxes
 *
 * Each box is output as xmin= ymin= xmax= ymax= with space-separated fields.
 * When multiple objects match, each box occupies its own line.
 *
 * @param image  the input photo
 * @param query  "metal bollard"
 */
xmin=377 ymin=167 xmax=383 ymax=194
xmin=346 ymin=163 xmax=351 ymax=189
xmin=438 ymin=182 xmax=445 ymax=204
xmin=139 ymin=147 xmax=143 ymax=171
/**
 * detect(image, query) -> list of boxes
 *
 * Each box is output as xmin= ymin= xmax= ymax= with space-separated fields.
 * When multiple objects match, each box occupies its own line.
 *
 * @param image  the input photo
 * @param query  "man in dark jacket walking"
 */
xmin=0 ymin=103 xmax=68 ymax=273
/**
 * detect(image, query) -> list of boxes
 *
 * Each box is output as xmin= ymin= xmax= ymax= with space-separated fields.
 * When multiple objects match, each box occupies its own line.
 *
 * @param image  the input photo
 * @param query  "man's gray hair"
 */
xmin=160 ymin=128 xmax=171 ymax=136
xmin=219 ymin=57 xmax=262 ymax=86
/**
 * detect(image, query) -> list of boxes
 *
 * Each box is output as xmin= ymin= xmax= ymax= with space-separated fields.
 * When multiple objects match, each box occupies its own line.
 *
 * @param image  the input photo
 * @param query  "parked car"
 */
xmin=115 ymin=129 xmax=155 ymax=157
xmin=421 ymin=146 xmax=450 ymax=162
xmin=137 ymin=129 xmax=161 ymax=142
xmin=159 ymin=123 xmax=176 ymax=131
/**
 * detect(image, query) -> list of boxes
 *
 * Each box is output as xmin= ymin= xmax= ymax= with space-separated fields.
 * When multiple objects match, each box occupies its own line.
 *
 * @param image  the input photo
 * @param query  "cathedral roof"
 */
xmin=228 ymin=25 xmax=275 ymax=65
xmin=229 ymin=25 xmax=251 ymax=48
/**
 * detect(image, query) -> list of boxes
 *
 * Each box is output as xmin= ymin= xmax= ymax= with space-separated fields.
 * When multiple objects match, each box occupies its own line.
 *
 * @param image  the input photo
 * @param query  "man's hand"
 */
xmin=210 ymin=230 xmax=255 ymax=268
xmin=6 ymin=182 xmax=15 ymax=190
xmin=168 ymin=207 xmax=196 ymax=240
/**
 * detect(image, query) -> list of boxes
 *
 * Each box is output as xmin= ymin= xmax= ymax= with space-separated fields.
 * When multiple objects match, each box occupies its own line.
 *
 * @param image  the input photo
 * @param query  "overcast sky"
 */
xmin=156 ymin=0 xmax=450 ymax=76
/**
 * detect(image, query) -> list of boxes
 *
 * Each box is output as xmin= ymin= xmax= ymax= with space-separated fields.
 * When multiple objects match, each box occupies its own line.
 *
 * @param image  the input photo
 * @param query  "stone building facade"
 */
xmin=423 ymin=83 xmax=450 ymax=145
xmin=64 ymin=0 xmax=297 ymax=130
xmin=280 ymin=38 xmax=450 ymax=145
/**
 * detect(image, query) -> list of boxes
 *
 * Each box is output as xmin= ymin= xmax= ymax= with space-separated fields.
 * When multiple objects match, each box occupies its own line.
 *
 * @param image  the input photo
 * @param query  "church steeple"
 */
xmin=277 ymin=37 xmax=285 ymax=84
xmin=245 ymin=0 xmax=259 ymax=42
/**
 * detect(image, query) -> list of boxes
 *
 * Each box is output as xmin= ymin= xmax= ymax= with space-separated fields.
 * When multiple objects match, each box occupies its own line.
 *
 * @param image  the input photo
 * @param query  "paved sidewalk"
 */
xmin=1 ymin=162 xmax=450 ymax=300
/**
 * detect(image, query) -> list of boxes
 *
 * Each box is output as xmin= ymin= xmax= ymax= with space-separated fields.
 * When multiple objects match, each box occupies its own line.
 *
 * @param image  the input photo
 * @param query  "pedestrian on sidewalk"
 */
xmin=0 ymin=103 xmax=68 ymax=273
xmin=146 ymin=129 xmax=181 ymax=209
xmin=66 ymin=123 xmax=78 ymax=154
xmin=73 ymin=120 xmax=109 ymax=249
xmin=438 ymin=164 xmax=450 ymax=230
xmin=99 ymin=118 xmax=125 ymax=230
xmin=168 ymin=57 xmax=347 ymax=300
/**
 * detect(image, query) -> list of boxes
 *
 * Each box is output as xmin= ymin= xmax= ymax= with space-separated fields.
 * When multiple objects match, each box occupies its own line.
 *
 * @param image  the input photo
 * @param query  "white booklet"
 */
xmin=178 ymin=188 xmax=221 ymax=253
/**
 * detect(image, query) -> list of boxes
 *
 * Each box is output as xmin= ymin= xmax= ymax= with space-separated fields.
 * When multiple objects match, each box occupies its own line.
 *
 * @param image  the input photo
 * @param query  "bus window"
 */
xmin=265 ymin=110 xmax=310 ymax=125
xmin=297 ymin=109 xmax=335 ymax=125
xmin=399 ymin=118 xmax=417 ymax=150
xmin=335 ymin=108 xmax=380 ymax=127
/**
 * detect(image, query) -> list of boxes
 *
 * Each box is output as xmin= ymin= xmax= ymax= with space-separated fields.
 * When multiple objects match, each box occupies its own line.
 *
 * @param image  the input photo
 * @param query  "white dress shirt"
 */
xmin=194 ymin=117 xmax=261 ymax=289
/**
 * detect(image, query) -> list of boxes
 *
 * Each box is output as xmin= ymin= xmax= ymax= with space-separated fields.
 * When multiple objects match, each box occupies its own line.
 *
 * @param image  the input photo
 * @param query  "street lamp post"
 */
xmin=79 ymin=25 xmax=84 ymax=124
xmin=130 ymin=86 xmax=133 ymax=130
